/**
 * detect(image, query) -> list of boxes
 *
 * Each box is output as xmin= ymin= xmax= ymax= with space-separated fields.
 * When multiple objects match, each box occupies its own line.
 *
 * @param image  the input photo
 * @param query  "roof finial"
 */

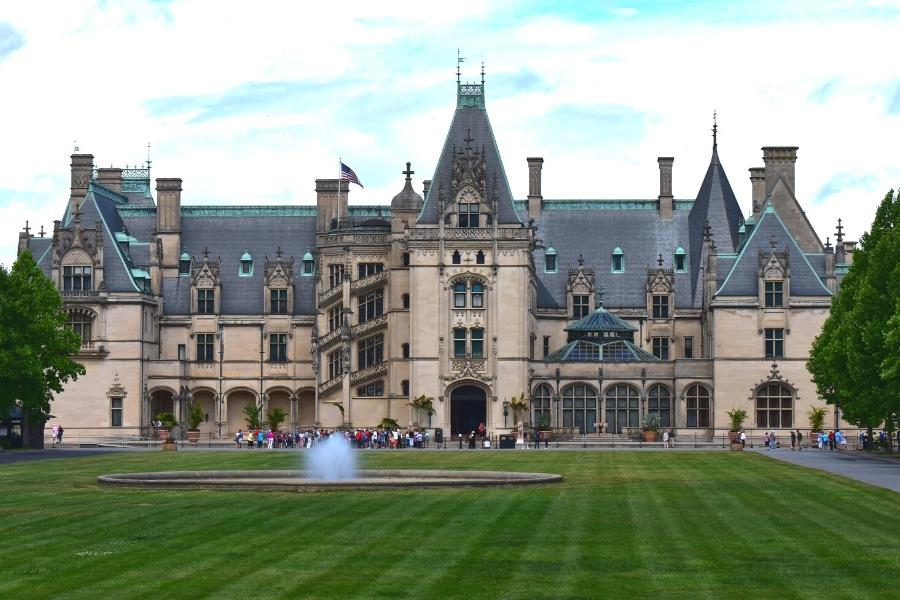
xmin=276 ymin=245 xmax=283 ymax=259
xmin=39 ymin=225 xmax=45 ymax=237
xmin=402 ymin=161 xmax=414 ymax=183
xmin=596 ymin=282 xmax=606 ymax=308
xmin=202 ymin=246 xmax=210 ymax=260
xmin=712 ymin=109 xmax=718 ymax=148
xmin=577 ymin=253 xmax=584 ymax=267
xmin=481 ymin=60 xmax=485 ymax=86
xmin=457 ymin=49 xmax=464 ymax=84
xmin=835 ymin=218 xmax=844 ymax=243
xmin=23 ymin=220 xmax=30 ymax=236
xmin=73 ymin=140 xmax=79 ymax=152
xmin=146 ymin=141 xmax=152 ymax=171
xmin=825 ymin=236 xmax=832 ymax=250
xmin=657 ymin=253 xmax=663 ymax=267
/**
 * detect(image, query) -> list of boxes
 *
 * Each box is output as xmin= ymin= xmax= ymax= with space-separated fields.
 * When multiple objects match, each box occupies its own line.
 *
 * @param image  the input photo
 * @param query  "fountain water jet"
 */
xmin=307 ymin=433 xmax=356 ymax=481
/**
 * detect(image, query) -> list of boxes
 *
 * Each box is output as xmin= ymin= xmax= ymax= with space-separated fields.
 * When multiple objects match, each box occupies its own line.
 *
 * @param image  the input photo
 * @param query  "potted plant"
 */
xmin=642 ymin=413 xmax=660 ymax=442
xmin=185 ymin=403 xmax=204 ymax=443
xmin=243 ymin=403 xmax=262 ymax=431
xmin=407 ymin=394 xmax=435 ymax=427
xmin=508 ymin=394 xmax=529 ymax=429
xmin=379 ymin=417 xmax=401 ymax=430
xmin=267 ymin=408 xmax=287 ymax=432
xmin=155 ymin=411 xmax=176 ymax=441
xmin=726 ymin=407 xmax=748 ymax=444
xmin=808 ymin=406 xmax=827 ymax=433
xmin=536 ymin=413 xmax=552 ymax=431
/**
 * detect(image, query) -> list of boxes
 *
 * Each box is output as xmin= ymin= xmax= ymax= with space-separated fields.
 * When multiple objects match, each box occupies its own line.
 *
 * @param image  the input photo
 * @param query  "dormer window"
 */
xmin=301 ymin=251 xmax=314 ymax=276
xmin=545 ymin=247 xmax=557 ymax=273
xmin=178 ymin=251 xmax=191 ymax=276
xmin=674 ymin=247 xmax=686 ymax=272
xmin=63 ymin=266 xmax=92 ymax=291
xmin=458 ymin=202 xmax=479 ymax=228
xmin=612 ymin=247 xmax=624 ymax=273
xmin=239 ymin=251 xmax=253 ymax=277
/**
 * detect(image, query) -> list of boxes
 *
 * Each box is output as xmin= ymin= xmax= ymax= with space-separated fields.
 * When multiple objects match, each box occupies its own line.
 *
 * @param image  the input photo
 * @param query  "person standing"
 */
xmin=51 ymin=424 xmax=59 ymax=446
xmin=796 ymin=429 xmax=803 ymax=451
xmin=790 ymin=430 xmax=797 ymax=451
xmin=235 ymin=429 xmax=243 ymax=449
xmin=739 ymin=430 xmax=746 ymax=449
xmin=662 ymin=429 xmax=670 ymax=448
xmin=57 ymin=426 xmax=64 ymax=445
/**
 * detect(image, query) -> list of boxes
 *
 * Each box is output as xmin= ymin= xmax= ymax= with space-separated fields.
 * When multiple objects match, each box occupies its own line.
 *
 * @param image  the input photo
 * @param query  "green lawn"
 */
xmin=1 ymin=450 xmax=898 ymax=599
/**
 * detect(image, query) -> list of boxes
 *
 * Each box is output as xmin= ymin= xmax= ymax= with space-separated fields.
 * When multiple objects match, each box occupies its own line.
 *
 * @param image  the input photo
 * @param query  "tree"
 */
xmin=242 ymin=402 xmax=262 ymax=430
xmin=267 ymin=407 xmax=286 ymax=431
xmin=808 ymin=190 xmax=900 ymax=446
xmin=0 ymin=251 xmax=85 ymax=421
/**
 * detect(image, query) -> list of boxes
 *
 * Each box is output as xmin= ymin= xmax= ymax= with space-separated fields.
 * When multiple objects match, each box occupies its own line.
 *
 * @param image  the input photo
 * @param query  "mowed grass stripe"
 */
xmin=2 ymin=450 xmax=899 ymax=597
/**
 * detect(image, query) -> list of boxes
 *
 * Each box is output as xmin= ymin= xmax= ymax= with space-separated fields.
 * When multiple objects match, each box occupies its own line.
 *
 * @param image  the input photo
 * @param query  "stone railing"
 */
xmin=407 ymin=227 xmax=530 ymax=241
xmin=62 ymin=290 xmax=101 ymax=300
xmin=317 ymin=232 xmax=390 ymax=248
xmin=350 ymin=269 xmax=388 ymax=294
xmin=318 ymin=282 xmax=343 ymax=305
xmin=349 ymin=361 xmax=388 ymax=384
xmin=318 ymin=374 xmax=344 ymax=395
xmin=350 ymin=313 xmax=387 ymax=337
xmin=76 ymin=340 xmax=108 ymax=356
xmin=317 ymin=327 xmax=342 ymax=350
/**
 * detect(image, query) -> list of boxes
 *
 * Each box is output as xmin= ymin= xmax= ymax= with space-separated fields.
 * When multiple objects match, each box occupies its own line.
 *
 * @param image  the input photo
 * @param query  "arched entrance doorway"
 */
xmin=450 ymin=385 xmax=486 ymax=437
xmin=150 ymin=389 xmax=174 ymax=422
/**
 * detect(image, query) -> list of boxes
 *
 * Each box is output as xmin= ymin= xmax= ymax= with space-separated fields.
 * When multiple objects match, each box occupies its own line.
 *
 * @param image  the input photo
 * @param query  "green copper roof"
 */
xmin=544 ymin=338 xmax=658 ymax=363
xmin=565 ymin=304 xmax=636 ymax=334
xmin=240 ymin=251 xmax=252 ymax=262
xmin=302 ymin=251 xmax=314 ymax=261
xmin=546 ymin=246 xmax=556 ymax=255
xmin=179 ymin=251 xmax=191 ymax=261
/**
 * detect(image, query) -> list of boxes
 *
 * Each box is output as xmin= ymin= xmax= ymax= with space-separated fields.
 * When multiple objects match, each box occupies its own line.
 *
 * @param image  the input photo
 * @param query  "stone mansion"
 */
xmin=18 ymin=77 xmax=854 ymax=439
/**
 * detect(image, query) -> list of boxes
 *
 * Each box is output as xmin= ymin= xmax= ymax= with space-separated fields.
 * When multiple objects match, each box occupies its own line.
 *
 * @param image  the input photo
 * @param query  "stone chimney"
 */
xmin=657 ymin=157 xmax=674 ymax=220
xmin=96 ymin=168 xmax=123 ymax=192
xmin=749 ymin=167 xmax=766 ymax=217
xmin=69 ymin=153 xmax=94 ymax=215
xmin=762 ymin=147 xmax=798 ymax=196
xmin=527 ymin=157 xmax=543 ymax=221
xmin=315 ymin=179 xmax=349 ymax=232
xmin=155 ymin=178 xmax=183 ymax=270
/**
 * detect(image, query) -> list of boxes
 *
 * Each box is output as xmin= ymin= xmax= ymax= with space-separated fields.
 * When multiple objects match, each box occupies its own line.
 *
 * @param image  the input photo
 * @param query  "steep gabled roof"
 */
xmin=688 ymin=141 xmax=744 ymax=301
xmin=716 ymin=203 xmax=831 ymax=297
xmin=417 ymin=81 xmax=520 ymax=224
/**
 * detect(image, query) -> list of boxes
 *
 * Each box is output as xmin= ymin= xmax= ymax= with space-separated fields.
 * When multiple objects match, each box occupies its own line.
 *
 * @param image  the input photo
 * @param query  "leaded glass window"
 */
xmin=458 ymin=203 xmax=479 ymax=228
xmin=453 ymin=328 xmax=466 ymax=358
xmin=67 ymin=311 xmax=92 ymax=345
xmin=652 ymin=295 xmax=669 ymax=319
xmin=756 ymin=383 xmax=792 ymax=428
xmin=358 ymin=289 xmax=384 ymax=323
xmin=357 ymin=334 xmax=384 ymax=369
xmin=652 ymin=337 xmax=669 ymax=360
xmin=686 ymin=384 xmax=711 ymax=428
xmin=605 ymin=384 xmax=639 ymax=433
xmin=648 ymin=384 xmax=671 ymax=427
xmin=357 ymin=380 xmax=384 ymax=397
xmin=765 ymin=328 xmax=784 ymax=359
xmin=270 ymin=289 xmax=288 ymax=314
xmin=197 ymin=288 xmax=215 ymax=314
xmin=572 ymin=294 xmax=590 ymax=319
xmin=562 ymin=384 xmax=598 ymax=434
xmin=471 ymin=282 xmax=484 ymax=308
xmin=533 ymin=384 xmax=553 ymax=424
xmin=471 ymin=328 xmax=484 ymax=358
xmin=196 ymin=333 xmax=215 ymax=362
xmin=63 ymin=265 xmax=92 ymax=291
xmin=764 ymin=281 xmax=783 ymax=308
xmin=453 ymin=282 xmax=466 ymax=308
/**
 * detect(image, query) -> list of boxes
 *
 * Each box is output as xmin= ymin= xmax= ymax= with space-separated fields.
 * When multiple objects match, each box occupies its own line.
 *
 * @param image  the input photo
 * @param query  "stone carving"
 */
xmin=646 ymin=268 xmax=675 ymax=294
xmin=318 ymin=283 xmax=343 ymax=305
xmin=350 ymin=314 xmax=388 ymax=337
xmin=349 ymin=361 xmax=388 ymax=384
xmin=318 ymin=374 xmax=343 ymax=395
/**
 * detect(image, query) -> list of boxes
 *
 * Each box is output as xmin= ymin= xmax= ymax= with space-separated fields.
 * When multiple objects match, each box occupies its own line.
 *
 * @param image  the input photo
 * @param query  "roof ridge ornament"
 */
xmin=712 ymin=109 xmax=718 ymax=148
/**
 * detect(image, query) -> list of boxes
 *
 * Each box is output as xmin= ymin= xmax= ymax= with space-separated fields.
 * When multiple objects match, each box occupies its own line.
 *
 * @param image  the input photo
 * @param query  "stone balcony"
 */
xmin=318 ymin=282 xmax=343 ymax=306
xmin=350 ymin=269 xmax=388 ymax=295
xmin=318 ymin=373 xmax=344 ymax=395
xmin=350 ymin=313 xmax=387 ymax=337
xmin=349 ymin=361 xmax=388 ymax=385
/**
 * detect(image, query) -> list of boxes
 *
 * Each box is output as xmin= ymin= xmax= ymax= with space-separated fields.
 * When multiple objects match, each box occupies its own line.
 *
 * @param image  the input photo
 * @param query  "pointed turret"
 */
xmin=688 ymin=117 xmax=744 ymax=300
xmin=417 ymin=71 xmax=520 ymax=224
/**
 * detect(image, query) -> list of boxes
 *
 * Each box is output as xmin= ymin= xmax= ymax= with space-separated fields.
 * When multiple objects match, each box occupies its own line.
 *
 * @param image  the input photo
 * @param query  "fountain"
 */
xmin=307 ymin=433 xmax=356 ymax=481
xmin=97 ymin=433 xmax=563 ymax=491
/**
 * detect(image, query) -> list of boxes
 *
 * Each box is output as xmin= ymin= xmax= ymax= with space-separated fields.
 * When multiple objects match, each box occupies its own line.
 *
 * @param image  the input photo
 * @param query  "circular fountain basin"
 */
xmin=97 ymin=469 xmax=563 ymax=491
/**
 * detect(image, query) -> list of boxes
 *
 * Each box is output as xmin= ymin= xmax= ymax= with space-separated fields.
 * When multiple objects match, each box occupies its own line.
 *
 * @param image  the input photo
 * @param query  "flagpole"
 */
xmin=337 ymin=157 xmax=341 ymax=230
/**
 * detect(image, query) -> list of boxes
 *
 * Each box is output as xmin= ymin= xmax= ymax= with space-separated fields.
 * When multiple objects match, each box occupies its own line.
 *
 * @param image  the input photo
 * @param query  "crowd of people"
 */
xmin=232 ymin=427 xmax=433 ymax=450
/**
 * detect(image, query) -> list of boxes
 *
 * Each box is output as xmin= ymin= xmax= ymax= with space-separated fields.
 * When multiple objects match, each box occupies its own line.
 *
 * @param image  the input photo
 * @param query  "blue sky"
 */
xmin=1 ymin=0 xmax=899 ymax=267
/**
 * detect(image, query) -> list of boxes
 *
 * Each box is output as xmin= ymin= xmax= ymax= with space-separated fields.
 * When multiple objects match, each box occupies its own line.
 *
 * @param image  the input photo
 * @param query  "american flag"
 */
xmin=340 ymin=162 xmax=363 ymax=188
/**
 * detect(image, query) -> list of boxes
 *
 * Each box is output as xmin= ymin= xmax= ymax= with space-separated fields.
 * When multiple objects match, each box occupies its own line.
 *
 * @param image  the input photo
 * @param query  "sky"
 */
xmin=1 ymin=0 xmax=899 ymax=268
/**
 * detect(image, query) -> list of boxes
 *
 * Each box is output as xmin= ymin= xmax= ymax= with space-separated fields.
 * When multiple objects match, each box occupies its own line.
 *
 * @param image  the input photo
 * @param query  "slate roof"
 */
xmin=162 ymin=212 xmax=318 ymax=315
xmin=716 ymin=203 xmax=831 ymax=297
xmin=544 ymin=338 xmax=658 ymax=363
xmin=535 ymin=204 xmax=694 ymax=309
xmin=566 ymin=304 xmax=636 ymax=334
xmin=417 ymin=87 xmax=520 ymax=225
xmin=687 ymin=143 xmax=744 ymax=303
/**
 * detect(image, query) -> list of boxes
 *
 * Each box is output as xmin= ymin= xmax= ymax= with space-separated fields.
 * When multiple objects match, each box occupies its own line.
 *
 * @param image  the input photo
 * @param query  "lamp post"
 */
xmin=554 ymin=396 xmax=560 ymax=448
xmin=502 ymin=400 xmax=509 ymax=429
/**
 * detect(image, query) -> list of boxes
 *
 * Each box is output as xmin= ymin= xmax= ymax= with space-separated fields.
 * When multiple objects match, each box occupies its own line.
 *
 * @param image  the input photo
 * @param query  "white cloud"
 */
xmin=1 ymin=1 xmax=898 ymax=267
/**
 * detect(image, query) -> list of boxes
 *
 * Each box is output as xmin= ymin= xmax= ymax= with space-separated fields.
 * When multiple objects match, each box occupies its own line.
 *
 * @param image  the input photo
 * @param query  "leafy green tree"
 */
xmin=0 ymin=251 xmax=85 ymax=421
xmin=267 ymin=407 xmax=286 ymax=431
xmin=808 ymin=190 xmax=900 ymax=446
xmin=242 ymin=402 xmax=262 ymax=430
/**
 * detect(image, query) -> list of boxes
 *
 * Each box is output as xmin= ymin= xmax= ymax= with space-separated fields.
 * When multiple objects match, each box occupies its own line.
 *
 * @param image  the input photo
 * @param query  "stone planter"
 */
xmin=728 ymin=431 xmax=740 ymax=443
xmin=643 ymin=430 xmax=657 ymax=443
xmin=186 ymin=430 xmax=201 ymax=443
xmin=155 ymin=427 xmax=171 ymax=441
xmin=730 ymin=442 xmax=744 ymax=451
xmin=162 ymin=439 xmax=177 ymax=452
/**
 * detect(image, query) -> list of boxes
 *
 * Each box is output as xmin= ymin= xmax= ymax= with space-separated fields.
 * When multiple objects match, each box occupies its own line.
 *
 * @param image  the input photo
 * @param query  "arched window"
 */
xmin=562 ymin=384 xmax=598 ymax=434
xmin=67 ymin=310 xmax=93 ymax=346
xmin=533 ymin=384 xmax=553 ymax=425
xmin=452 ymin=250 xmax=461 ymax=265
xmin=402 ymin=293 xmax=410 ymax=309
xmin=674 ymin=246 xmax=686 ymax=273
xmin=605 ymin=384 xmax=639 ymax=433
xmin=476 ymin=250 xmax=485 ymax=265
xmin=756 ymin=383 xmax=792 ymax=428
xmin=612 ymin=247 xmax=624 ymax=273
xmin=686 ymin=384 xmax=711 ymax=428
xmin=239 ymin=251 xmax=253 ymax=276
xmin=647 ymin=384 xmax=671 ymax=427
xmin=545 ymin=247 xmax=557 ymax=273
xmin=178 ymin=251 xmax=191 ymax=276
xmin=401 ymin=380 xmax=409 ymax=396
xmin=453 ymin=282 xmax=466 ymax=308
xmin=471 ymin=282 xmax=484 ymax=308
xmin=401 ymin=343 xmax=410 ymax=359
xmin=301 ymin=251 xmax=314 ymax=276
